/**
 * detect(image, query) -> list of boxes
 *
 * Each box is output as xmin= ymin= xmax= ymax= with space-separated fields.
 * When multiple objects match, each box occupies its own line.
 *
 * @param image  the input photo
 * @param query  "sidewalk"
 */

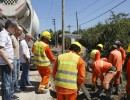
xmin=0 ymin=71 xmax=56 ymax=100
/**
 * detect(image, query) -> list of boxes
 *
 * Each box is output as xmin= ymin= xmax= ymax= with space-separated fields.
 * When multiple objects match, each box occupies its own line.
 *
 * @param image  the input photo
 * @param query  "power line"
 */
xmin=48 ymin=0 xmax=54 ymax=19
xmin=79 ymin=0 xmax=127 ymax=26
xmin=44 ymin=0 xmax=54 ymax=29
xmin=80 ymin=0 xmax=115 ymax=20
xmin=78 ymin=0 xmax=100 ymax=14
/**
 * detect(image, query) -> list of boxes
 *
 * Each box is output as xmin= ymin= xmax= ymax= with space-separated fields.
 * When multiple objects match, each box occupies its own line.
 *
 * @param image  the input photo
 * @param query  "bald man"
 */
xmin=19 ymin=34 xmax=32 ymax=91
xmin=12 ymin=26 xmax=23 ymax=92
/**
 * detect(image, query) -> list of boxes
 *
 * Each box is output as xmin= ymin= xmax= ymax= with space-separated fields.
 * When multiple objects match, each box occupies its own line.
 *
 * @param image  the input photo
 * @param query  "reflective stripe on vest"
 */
xmin=55 ymin=52 xmax=79 ymax=89
xmin=90 ymin=49 xmax=98 ymax=61
xmin=33 ymin=41 xmax=50 ymax=66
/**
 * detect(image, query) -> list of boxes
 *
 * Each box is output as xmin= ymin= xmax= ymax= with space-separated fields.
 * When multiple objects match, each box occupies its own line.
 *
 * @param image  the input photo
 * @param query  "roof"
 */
xmin=59 ymin=33 xmax=82 ymax=39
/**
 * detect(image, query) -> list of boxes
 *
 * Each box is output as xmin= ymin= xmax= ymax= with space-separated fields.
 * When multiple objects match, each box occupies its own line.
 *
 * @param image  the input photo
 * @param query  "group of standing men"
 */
xmin=0 ymin=19 xmax=32 ymax=100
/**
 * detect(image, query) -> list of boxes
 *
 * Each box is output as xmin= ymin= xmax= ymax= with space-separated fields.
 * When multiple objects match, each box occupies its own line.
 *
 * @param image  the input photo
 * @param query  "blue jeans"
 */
xmin=0 ymin=65 xmax=12 ymax=100
xmin=11 ymin=60 xmax=17 ymax=94
xmin=13 ymin=59 xmax=20 ymax=90
xmin=20 ymin=63 xmax=31 ymax=88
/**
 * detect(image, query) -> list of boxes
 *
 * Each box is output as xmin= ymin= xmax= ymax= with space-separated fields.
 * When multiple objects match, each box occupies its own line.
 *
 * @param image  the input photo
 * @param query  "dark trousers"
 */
xmin=20 ymin=63 xmax=31 ymax=88
xmin=0 ymin=65 xmax=12 ymax=100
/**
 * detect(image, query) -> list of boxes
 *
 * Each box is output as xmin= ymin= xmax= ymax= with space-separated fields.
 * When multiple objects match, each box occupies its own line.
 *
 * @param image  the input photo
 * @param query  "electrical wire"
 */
xmin=79 ymin=0 xmax=127 ymax=26
xmin=44 ymin=0 xmax=54 ymax=29
xmin=78 ymin=0 xmax=100 ymax=14
xmin=80 ymin=0 xmax=115 ymax=20
xmin=48 ymin=0 xmax=54 ymax=19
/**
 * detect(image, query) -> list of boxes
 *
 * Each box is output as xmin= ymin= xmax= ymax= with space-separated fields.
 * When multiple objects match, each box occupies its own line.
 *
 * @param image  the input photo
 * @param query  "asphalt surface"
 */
xmin=0 ymin=70 xmax=56 ymax=100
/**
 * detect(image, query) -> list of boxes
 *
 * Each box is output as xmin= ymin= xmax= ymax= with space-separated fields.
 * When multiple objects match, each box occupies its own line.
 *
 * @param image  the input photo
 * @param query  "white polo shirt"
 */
xmin=20 ymin=40 xmax=30 ymax=63
xmin=0 ymin=29 xmax=14 ymax=65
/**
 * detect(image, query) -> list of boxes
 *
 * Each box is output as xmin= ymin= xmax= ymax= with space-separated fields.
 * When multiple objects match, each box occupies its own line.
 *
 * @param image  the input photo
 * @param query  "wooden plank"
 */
xmin=81 ymin=84 xmax=92 ymax=100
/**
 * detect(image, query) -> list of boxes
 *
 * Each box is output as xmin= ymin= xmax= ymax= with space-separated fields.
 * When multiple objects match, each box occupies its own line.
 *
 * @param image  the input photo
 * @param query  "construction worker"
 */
xmin=92 ymin=59 xmax=117 ymax=99
xmin=108 ymin=45 xmax=122 ymax=95
xmin=90 ymin=44 xmax=107 ymax=87
xmin=126 ymin=46 xmax=130 ymax=100
xmin=90 ymin=44 xmax=103 ymax=61
xmin=32 ymin=31 xmax=55 ymax=93
xmin=53 ymin=41 xmax=85 ymax=100
xmin=115 ymin=40 xmax=126 ymax=65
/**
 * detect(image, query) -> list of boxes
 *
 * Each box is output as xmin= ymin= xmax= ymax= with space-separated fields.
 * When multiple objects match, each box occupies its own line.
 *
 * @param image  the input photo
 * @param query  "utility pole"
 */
xmin=62 ymin=0 xmax=65 ymax=53
xmin=52 ymin=19 xmax=57 ymax=47
xmin=76 ymin=11 xmax=79 ymax=34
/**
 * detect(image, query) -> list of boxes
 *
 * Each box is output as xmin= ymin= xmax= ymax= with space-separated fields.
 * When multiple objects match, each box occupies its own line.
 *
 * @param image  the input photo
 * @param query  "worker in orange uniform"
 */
xmin=90 ymin=44 xmax=107 ymax=86
xmin=92 ymin=59 xmax=117 ymax=99
xmin=53 ymin=42 xmax=85 ymax=100
xmin=115 ymin=40 xmax=126 ymax=65
xmin=126 ymin=45 xmax=130 ymax=99
xmin=32 ymin=31 xmax=55 ymax=93
xmin=90 ymin=44 xmax=103 ymax=61
xmin=108 ymin=45 xmax=122 ymax=95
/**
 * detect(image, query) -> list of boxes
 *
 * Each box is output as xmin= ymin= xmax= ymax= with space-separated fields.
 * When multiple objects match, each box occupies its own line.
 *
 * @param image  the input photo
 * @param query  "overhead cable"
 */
xmin=78 ymin=0 xmax=100 ymax=14
xmin=81 ymin=0 xmax=115 ymax=20
xmin=80 ymin=0 xmax=127 ymax=26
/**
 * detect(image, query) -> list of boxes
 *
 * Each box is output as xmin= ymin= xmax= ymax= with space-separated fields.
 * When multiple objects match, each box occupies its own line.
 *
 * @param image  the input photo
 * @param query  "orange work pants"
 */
xmin=102 ymin=71 xmax=116 ymax=89
xmin=37 ymin=66 xmax=51 ymax=85
xmin=57 ymin=92 xmax=77 ymax=100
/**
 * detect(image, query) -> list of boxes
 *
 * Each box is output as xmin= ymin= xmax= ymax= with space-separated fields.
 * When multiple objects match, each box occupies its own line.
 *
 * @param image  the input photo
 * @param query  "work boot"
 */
xmin=98 ymin=88 xmax=105 ymax=97
xmin=115 ymin=84 xmax=120 ymax=95
xmin=38 ymin=85 xmax=47 ymax=94
xmin=105 ymin=88 xmax=112 ymax=100
xmin=45 ymin=83 xmax=51 ymax=89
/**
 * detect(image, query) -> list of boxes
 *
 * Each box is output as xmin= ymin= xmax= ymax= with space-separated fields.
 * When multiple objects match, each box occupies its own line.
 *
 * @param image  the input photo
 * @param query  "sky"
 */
xmin=31 ymin=0 xmax=130 ymax=33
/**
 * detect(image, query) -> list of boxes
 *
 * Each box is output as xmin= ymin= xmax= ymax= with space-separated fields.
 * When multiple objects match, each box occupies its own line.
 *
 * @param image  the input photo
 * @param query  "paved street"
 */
xmin=0 ymin=70 xmax=56 ymax=100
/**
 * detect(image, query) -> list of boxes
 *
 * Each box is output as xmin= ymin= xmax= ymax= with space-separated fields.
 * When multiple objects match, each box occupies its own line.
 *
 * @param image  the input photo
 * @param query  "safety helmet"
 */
xmin=40 ymin=31 xmax=51 ymax=41
xmin=97 ymin=44 xmax=103 ymax=50
xmin=70 ymin=41 xmax=82 ymax=54
xmin=112 ymin=45 xmax=118 ymax=49
xmin=127 ymin=44 xmax=130 ymax=53
xmin=115 ymin=40 xmax=121 ymax=46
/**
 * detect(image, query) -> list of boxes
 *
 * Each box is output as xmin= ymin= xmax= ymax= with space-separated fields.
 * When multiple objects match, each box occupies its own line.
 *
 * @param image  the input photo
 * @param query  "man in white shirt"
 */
xmin=0 ymin=19 xmax=18 ymax=100
xmin=19 ymin=34 xmax=32 ymax=91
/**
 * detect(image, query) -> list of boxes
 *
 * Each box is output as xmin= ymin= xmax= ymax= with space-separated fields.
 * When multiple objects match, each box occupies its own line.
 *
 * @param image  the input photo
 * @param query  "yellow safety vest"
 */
xmin=33 ymin=41 xmax=50 ymax=66
xmin=90 ymin=49 xmax=98 ymax=61
xmin=55 ymin=52 xmax=79 ymax=89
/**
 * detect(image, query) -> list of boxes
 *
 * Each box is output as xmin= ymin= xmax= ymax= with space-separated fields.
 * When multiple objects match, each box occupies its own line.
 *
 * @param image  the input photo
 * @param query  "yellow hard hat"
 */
xmin=97 ymin=44 xmax=103 ymax=50
xmin=40 ymin=31 xmax=51 ymax=41
xmin=71 ymin=41 xmax=82 ymax=54
xmin=127 ymin=44 xmax=130 ymax=53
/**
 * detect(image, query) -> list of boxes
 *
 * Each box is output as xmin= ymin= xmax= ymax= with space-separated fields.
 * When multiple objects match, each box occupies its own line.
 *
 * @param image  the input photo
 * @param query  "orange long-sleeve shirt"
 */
xmin=119 ymin=47 xmax=126 ymax=65
xmin=126 ymin=58 xmax=130 ymax=82
xmin=53 ymin=54 xmax=85 ymax=94
xmin=32 ymin=43 xmax=55 ymax=62
xmin=126 ymin=57 xmax=130 ymax=95
xmin=108 ymin=49 xmax=122 ymax=71
xmin=95 ymin=50 xmax=100 ymax=60
xmin=92 ymin=59 xmax=112 ymax=82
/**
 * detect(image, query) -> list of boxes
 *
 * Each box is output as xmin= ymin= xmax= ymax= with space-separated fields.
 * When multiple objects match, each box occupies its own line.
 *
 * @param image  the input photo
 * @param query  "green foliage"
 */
xmin=79 ymin=12 xmax=130 ymax=57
